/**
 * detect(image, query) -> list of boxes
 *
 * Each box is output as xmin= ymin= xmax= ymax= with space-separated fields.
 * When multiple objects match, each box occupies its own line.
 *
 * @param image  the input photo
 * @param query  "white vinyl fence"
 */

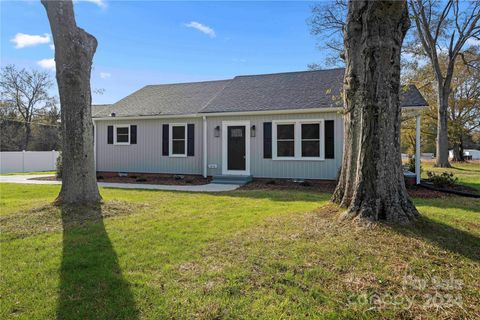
xmin=0 ymin=150 xmax=59 ymax=174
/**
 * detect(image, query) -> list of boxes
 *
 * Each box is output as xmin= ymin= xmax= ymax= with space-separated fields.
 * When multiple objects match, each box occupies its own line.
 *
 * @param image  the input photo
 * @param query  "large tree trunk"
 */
xmin=435 ymin=87 xmax=451 ymax=167
xmin=42 ymin=0 xmax=101 ymax=204
xmin=332 ymin=0 xmax=418 ymax=224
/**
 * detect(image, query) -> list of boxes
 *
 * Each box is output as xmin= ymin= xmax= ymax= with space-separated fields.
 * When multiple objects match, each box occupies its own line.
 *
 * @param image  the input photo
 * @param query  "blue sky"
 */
xmin=1 ymin=1 xmax=324 ymax=104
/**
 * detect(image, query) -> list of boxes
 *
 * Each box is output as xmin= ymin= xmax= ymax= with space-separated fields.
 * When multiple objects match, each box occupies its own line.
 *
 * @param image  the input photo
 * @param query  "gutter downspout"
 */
xmin=203 ymin=116 xmax=207 ymax=178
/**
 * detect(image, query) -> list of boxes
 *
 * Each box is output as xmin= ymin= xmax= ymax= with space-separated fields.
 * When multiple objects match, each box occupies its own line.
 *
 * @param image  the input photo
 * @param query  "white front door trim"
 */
xmin=222 ymin=120 xmax=250 ymax=175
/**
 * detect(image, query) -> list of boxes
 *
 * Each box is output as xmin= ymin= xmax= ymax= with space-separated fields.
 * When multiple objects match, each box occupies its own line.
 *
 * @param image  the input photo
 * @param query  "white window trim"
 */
xmin=169 ymin=123 xmax=187 ymax=157
xmin=272 ymin=119 xmax=325 ymax=161
xmin=114 ymin=124 xmax=130 ymax=145
xmin=222 ymin=120 xmax=251 ymax=176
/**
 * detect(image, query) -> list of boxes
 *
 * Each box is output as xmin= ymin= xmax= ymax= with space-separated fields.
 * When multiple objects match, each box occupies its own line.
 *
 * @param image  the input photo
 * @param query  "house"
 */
xmin=449 ymin=149 xmax=480 ymax=160
xmin=92 ymin=68 xmax=427 ymax=183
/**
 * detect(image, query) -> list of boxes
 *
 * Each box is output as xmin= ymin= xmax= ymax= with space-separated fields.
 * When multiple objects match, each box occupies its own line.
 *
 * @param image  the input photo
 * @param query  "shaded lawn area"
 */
xmin=421 ymin=160 xmax=480 ymax=192
xmin=0 ymin=183 xmax=479 ymax=319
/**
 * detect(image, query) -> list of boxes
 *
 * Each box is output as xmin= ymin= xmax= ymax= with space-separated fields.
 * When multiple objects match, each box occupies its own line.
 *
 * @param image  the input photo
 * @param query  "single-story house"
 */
xmin=449 ymin=149 xmax=480 ymax=160
xmin=92 ymin=68 xmax=427 ymax=183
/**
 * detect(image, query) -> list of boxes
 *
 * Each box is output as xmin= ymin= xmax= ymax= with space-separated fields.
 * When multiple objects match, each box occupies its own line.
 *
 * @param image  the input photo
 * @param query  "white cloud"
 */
xmin=37 ymin=58 xmax=56 ymax=70
xmin=49 ymin=44 xmax=55 ymax=50
xmin=184 ymin=21 xmax=216 ymax=38
xmin=466 ymin=37 xmax=480 ymax=47
xmin=100 ymin=72 xmax=111 ymax=79
xmin=232 ymin=58 xmax=247 ymax=63
xmin=75 ymin=0 xmax=107 ymax=8
xmin=11 ymin=33 xmax=50 ymax=48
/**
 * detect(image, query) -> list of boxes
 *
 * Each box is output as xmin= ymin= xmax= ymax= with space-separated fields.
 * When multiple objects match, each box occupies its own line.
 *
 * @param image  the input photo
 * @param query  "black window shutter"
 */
xmin=162 ymin=124 xmax=169 ymax=156
xmin=107 ymin=125 xmax=113 ymax=144
xmin=263 ymin=122 xmax=272 ymax=159
xmin=325 ymin=120 xmax=335 ymax=159
xmin=130 ymin=125 xmax=137 ymax=144
xmin=187 ymin=124 xmax=195 ymax=156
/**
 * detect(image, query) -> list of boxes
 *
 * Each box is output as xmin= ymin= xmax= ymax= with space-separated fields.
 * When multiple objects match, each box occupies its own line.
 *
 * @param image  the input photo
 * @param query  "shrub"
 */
xmin=426 ymin=171 xmax=457 ymax=188
xmin=56 ymin=152 xmax=62 ymax=179
xmin=299 ymin=180 xmax=312 ymax=187
xmin=407 ymin=156 xmax=422 ymax=174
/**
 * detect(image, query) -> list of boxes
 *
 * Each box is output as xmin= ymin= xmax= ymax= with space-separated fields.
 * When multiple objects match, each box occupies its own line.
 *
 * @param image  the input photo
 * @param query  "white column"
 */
xmin=93 ymin=120 xmax=97 ymax=172
xmin=202 ymin=116 xmax=207 ymax=178
xmin=415 ymin=114 xmax=421 ymax=184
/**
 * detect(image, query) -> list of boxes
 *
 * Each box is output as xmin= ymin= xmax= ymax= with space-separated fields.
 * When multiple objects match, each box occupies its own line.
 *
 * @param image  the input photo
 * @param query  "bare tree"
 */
xmin=408 ymin=0 xmax=480 ymax=167
xmin=332 ymin=0 xmax=418 ymax=224
xmin=0 ymin=65 xmax=55 ymax=150
xmin=42 ymin=0 xmax=101 ymax=204
xmin=308 ymin=0 xmax=347 ymax=67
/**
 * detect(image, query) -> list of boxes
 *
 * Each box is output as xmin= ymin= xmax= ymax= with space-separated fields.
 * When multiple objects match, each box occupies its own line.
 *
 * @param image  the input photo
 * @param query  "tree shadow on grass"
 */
xmin=57 ymin=204 xmax=138 ymax=320
xmin=392 ymin=216 xmax=480 ymax=262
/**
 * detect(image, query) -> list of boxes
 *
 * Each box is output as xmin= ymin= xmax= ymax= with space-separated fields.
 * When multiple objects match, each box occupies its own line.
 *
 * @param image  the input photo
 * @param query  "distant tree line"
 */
xmin=0 ymin=65 xmax=61 ymax=151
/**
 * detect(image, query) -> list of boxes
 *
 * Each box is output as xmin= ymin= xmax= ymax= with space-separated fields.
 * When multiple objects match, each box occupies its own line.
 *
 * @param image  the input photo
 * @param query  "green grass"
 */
xmin=0 ymin=171 xmax=55 ymax=176
xmin=1 ymin=180 xmax=479 ymax=319
xmin=421 ymin=160 xmax=480 ymax=191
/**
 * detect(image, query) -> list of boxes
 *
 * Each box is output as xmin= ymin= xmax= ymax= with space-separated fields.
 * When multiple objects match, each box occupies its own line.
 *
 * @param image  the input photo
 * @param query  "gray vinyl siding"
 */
xmin=95 ymin=118 xmax=203 ymax=174
xmin=206 ymin=111 xmax=344 ymax=180
xmin=95 ymin=111 xmax=344 ymax=180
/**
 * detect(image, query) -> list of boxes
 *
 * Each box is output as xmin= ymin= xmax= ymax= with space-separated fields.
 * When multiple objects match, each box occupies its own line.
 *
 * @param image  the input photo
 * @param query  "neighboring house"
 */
xmin=449 ymin=149 xmax=480 ymax=160
xmin=92 ymin=68 xmax=427 ymax=181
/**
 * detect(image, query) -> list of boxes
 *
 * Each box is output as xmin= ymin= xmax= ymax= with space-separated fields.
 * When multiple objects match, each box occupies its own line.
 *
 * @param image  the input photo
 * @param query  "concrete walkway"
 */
xmin=0 ymin=175 xmax=240 ymax=192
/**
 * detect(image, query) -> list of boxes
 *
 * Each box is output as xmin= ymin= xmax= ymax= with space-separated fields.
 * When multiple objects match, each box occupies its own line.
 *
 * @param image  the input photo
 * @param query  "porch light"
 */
xmin=250 ymin=125 xmax=256 ymax=137
xmin=214 ymin=125 xmax=220 ymax=137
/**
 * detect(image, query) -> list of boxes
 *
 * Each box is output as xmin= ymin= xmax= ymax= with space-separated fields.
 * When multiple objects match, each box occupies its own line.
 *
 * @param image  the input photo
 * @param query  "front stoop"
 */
xmin=211 ymin=175 xmax=253 ymax=185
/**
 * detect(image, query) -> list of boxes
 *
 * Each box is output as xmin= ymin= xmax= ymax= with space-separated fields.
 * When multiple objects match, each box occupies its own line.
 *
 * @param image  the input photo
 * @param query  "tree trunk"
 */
xmin=332 ymin=0 xmax=418 ymax=224
xmin=435 ymin=87 xmax=451 ymax=167
xmin=24 ymin=123 xmax=31 ymax=150
xmin=42 ymin=0 xmax=101 ymax=204
xmin=451 ymin=132 xmax=465 ymax=162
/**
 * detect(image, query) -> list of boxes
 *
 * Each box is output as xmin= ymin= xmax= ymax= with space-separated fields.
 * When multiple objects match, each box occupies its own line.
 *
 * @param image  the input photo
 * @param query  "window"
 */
xmin=273 ymin=120 xmax=324 ymax=160
xmin=276 ymin=124 xmax=295 ymax=157
xmin=170 ymin=124 xmax=187 ymax=156
xmin=301 ymin=123 xmax=320 ymax=157
xmin=115 ymin=125 xmax=130 ymax=145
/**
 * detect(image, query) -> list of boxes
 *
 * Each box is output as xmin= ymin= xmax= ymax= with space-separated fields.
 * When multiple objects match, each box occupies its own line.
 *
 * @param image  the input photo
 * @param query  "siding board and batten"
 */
xmin=92 ymin=69 xmax=427 ymax=180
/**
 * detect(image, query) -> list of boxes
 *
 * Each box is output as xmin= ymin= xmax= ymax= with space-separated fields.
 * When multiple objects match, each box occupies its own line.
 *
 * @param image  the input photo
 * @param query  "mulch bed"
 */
xmin=241 ymin=178 xmax=478 ymax=199
xmin=240 ymin=179 xmax=337 ymax=193
xmin=31 ymin=174 xmax=211 ymax=186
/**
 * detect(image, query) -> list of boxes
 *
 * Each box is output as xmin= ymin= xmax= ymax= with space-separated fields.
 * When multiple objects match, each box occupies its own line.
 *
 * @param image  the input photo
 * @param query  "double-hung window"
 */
xmin=170 ymin=124 xmax=187 ymax=156
xmin=276 ymin=124 xmax=295 ymax=158
xmin=114 ymin=125 xmax=130 ymax=145
xmin=301 ymin=123 xmax=320 ymax=157
xmin=273 ymin=120 xmax=324 ymax=160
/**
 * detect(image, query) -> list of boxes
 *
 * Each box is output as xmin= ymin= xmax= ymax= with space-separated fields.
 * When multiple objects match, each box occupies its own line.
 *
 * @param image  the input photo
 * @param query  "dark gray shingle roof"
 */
xmin=201 ymin=69 xmax=344 ymax=113
xmin=92 ymin=80 xmax=230 ymax=118
xmin=91 ymin=104 xmax=112 ymax=117
xmin=92 ymin=69 xmax=427 ymax=118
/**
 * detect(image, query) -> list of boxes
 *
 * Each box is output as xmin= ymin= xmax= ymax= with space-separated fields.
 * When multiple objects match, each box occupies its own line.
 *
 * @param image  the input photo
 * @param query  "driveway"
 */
xmin=0 ymin=174 xmax=240 ymax=192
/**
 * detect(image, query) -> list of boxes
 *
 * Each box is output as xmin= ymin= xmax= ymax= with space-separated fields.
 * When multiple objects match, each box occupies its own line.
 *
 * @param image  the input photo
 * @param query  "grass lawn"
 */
xmin=421 ymin=160 xmax=480 ymax=191
xmin=1 ymin=167 xmax=479 ymax=319
xmin=0 ymin=171 xmax=55 ymax=176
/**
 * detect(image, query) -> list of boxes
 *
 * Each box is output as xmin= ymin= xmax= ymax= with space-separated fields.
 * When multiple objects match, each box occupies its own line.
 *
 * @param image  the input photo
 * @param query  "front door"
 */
xmin=227 ymin=126 xmax=246 ymax=171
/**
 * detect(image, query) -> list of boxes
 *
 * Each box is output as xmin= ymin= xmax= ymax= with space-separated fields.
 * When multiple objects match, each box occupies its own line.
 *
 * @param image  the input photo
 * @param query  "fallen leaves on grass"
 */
xmin=167 ymin=204 xmax=480 ymax=319
xmin=0 ymin=201 xmax=147 ymax=240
